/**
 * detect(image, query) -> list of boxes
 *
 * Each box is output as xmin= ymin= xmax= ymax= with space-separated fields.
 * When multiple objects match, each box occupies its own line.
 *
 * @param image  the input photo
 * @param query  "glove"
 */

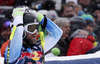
xmin=28 ymin=9 xmax=44 ymax=22
xmin=12 ymin=6 xmax=29 ymax=26
xmin=12 ymin=6 xmax=28 ymax=18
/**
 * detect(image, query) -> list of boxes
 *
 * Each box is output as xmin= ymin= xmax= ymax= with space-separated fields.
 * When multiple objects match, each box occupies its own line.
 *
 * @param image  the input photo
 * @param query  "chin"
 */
xmin=65 ymin=35 xmax=69 ymax=38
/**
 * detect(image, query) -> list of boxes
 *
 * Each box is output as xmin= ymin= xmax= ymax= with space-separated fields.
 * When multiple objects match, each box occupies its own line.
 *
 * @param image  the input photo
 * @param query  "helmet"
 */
xmin=70 ymin=17 xmax=86 ymax=31
xmin=23 ymin=12 xmax=39 ymax=34
xmin=23 ymin=12 xmax=39 ymax=25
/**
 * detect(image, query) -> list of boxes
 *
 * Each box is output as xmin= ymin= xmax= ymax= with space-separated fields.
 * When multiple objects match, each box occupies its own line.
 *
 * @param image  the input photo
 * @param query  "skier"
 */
xmin=4 ymin=7 xmax=62 ymax=64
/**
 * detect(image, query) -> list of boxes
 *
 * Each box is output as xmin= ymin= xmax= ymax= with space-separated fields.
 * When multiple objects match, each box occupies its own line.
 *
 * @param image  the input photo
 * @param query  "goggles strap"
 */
xmin=41 ymin=15 xmax=47 ymax=32
xmin=11 ymin=23 xmax=23 ymax=28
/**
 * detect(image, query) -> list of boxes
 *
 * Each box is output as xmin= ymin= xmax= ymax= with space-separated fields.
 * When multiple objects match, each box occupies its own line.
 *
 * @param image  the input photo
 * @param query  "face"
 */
xmin=0 ymin=28 xmax=11 ymax=39
xmin=25 ymin=32 xmax=37 ymax=44
xmin=85 ymin=25 xmax=93 ymax=34
xmin=61 ymin=22 xmax=71 ymax=39
xmin=73 ymin=7 xmax=82 ymax=15
xmin=62 ymin=7 xmax=74 ymax=18
xmin=79 ymin=0 xmax=90 ymax=6
xmin=94 ymin=10 xmax=100 ymax=19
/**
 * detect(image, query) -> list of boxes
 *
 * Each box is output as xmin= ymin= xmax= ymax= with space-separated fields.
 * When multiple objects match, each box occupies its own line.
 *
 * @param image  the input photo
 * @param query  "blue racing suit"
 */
xmin=4 ymin=14 xmax=62 ymax=64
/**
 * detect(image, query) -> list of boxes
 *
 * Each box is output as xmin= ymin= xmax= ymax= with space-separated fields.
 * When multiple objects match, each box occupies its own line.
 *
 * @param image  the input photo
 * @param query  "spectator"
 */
xmin=60 ymin=4 xmax=76 ymax=19
xmin=81 ymin=14 xmax=95 ymax=35
xmin=0 ymin=19 xmax=11 ymax=49
xmin=67 ymin=17 xmax=95 ymax=56
xmin=81 ymin=14 xmax=94 ymax=34
xmin=85 ymin=20 xmax=94 ymax=35
xmin=81 ymin=14 xmax=99 ymax=47
xmin=93 ymin=6 xmax=100 ymax=29
xmin=45 ymin=18 xmax=71 ymax=57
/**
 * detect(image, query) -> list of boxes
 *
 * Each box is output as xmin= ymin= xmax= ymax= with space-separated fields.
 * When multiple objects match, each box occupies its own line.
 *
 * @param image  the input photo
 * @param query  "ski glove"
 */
xmin=29 ymin=9 xmax=44 ymax=22
xmin=12 ymin=6 xmax=28 ymax=18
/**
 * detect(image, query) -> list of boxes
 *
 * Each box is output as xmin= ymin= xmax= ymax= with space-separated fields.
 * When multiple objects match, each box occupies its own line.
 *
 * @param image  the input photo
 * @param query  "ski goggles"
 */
xmin=24 ymin=22 xmax=39 ymax=34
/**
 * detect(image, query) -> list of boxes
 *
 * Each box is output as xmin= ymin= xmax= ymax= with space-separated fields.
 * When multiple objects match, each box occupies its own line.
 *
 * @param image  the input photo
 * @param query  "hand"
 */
xmin=78 ymin=30 xmax=89 ymax=38
xmin=28 ymin=9 xmax=44 ymax=22
xmin=12 ymin=6 xmax=28 ymax=18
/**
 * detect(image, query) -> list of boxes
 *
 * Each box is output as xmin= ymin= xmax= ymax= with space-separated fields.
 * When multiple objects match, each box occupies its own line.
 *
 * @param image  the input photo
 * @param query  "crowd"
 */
xmin=0 ymin=0 xmax=100 ymax=63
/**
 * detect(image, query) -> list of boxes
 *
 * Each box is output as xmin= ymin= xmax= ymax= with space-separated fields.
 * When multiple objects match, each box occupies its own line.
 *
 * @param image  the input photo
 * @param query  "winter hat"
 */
xmin=81 ymin=14 xmax=94 ymax=22
xmin=81 ymin=14 xmax=94 ymax=26
xmin=85 ymin=20 xmax=94 ymax=27
xmin=46 ymin=10 xmax=59 ymax=20
xmin=70 ymin=17 xmax=86 ymax=31
xmin=66 ymin=0 xmax=78 ymax=4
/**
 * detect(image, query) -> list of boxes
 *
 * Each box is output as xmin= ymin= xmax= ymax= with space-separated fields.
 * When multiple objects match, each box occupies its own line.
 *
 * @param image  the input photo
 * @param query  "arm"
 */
xmin=4 ymin=8 xmax=25 ymax=63
xmin=36 ymin=13 xmax=63 ymax=53
xmin=41 ymin=18 xmax=62 ymax=53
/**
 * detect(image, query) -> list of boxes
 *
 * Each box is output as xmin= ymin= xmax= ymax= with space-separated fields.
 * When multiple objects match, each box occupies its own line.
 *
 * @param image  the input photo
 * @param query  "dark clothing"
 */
xmin=55 ymin=38 xmax=70 ymax=56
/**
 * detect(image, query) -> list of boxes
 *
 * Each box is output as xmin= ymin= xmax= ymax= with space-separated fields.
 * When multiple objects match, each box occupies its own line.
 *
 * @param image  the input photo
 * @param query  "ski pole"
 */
xmin=7 ymin=26 xmax=17 ymax=64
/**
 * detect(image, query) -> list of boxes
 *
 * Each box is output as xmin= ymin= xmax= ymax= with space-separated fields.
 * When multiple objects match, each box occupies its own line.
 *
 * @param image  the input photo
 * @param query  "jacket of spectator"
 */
xmin=67 ymin=29 xmax=95 ymax=56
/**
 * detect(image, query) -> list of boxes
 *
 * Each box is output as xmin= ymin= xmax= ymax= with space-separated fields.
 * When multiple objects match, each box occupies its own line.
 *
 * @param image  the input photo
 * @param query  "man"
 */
xmin=81 ymin=14 xmax=99 ymax=46
xmin=4 ymin=7 xmax=62 ymax=64
xmin=0 ymin=19 xmax=11 ymax=49
xmin=60 ymin=4 xmax=76 ymax=19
